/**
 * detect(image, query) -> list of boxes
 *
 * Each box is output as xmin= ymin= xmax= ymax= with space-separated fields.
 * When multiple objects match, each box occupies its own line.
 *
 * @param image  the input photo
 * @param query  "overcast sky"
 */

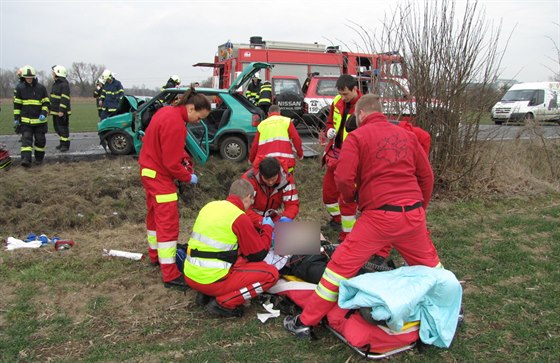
xmin=1 ymin=0 xmax=559 ymax=89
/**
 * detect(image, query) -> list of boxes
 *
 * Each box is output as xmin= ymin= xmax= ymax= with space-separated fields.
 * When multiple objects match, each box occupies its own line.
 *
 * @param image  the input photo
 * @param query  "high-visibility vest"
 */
xmin=256 ymin=115 xmax=294 ymax=168
xmin=183 ymin=200 xmax=243 ymax=284
xmin=332 ymin=95 xmax=350 ymax=142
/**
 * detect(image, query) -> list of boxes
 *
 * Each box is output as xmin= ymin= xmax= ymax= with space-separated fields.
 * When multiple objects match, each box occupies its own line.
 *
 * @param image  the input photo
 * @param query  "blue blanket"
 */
xmin=338 ymin=266 xmax=462 ymax=348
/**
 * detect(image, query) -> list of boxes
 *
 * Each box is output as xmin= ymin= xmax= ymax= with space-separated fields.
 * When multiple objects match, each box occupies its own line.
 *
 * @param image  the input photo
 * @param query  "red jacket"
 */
xmin=334 ymin=112 xmax=434 ymax=211
xmin=241 ymin=168 xmax=299 ymax=229
xmin=249 ymin=112 xmax=304 ymax=171
xmin=227 ymin=195 xmax=273 ymax=261
xmin=324 ymin=90 xmax=363 ymax=157
xmin=398 ymin=121 xmax=431 ymax=156
xmin=138 ymin=106 xmax=194 ymax=183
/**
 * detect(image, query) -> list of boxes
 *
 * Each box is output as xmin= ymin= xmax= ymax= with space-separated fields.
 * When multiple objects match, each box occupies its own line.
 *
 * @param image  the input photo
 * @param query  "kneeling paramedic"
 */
xmin=183 ymin=179 xmax=279 ymax=317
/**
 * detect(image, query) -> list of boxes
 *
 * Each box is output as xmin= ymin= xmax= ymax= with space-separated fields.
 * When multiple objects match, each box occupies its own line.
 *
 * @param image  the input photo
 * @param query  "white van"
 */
xmin=491 ymin=82 xmax=560 ymax=125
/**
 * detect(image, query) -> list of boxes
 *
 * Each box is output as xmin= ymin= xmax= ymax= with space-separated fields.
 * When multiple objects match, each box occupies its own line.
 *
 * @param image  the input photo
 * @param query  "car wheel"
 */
xmin=494 ymin=120 xmax=503 ymax=125
xmin=219 ymin=136 xmax=247 ymax=162
xmin=107 ymin=132 xmax=133 ymax=155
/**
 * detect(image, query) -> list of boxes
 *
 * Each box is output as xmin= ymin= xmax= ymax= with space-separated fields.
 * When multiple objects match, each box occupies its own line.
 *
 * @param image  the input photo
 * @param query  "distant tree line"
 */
xmin=0 ymin=62 xmax=179 ymax=98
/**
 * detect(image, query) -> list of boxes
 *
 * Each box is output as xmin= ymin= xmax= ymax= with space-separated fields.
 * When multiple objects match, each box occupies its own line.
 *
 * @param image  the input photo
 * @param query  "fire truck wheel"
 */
xmin=219 ymin=136 xmax=247 ymax=162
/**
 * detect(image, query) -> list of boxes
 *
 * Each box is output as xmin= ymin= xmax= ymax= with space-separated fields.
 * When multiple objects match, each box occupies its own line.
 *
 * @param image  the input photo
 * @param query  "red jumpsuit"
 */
xmin=248 ymin=112 xmax=304 ymax=173
xmin=241 ymin=168 xmax=299 ymax=229
xmin=398 ymin=121 xmax=431 ymax=156
xmin=300 ymin=112 xmax=441 ymax=326
xmin=138 ymin=105 xmax=195 ymax=282
xmin=184 ymin=195 xmax=279 ymax=309
xmin=322 ymin=91 xmax=361 ymax=241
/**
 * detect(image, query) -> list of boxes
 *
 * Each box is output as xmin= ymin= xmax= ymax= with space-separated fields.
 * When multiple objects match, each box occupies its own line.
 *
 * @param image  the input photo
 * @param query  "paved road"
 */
xmin=2 ymin=124 xmax=558 ymax=163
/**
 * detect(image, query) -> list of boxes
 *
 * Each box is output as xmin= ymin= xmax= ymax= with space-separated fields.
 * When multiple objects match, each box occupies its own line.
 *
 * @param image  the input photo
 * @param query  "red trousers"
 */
xmin=300 ymin=204 xmax=441 ymax=326
xmin=322 ymin=162 xmax=357 ymax=241
xmin=185 ymin=258 xmax=279 ymax=309
xmin=141 ymin=173 xmax=181 ymax=282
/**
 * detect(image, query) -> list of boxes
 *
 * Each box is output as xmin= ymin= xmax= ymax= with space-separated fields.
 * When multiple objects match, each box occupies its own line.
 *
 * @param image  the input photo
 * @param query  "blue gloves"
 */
xmin=39 ymin=114 xmax=46 ymax=121
xmin=190 ymin=174 xmax=198 ymax=184
xmin=262 ymin=216 xmax=275 ymax=228
xmin=13 ymin=120 xmax=20 ymax=132
xmin=278 ymin=216 xmax=292 ymax=223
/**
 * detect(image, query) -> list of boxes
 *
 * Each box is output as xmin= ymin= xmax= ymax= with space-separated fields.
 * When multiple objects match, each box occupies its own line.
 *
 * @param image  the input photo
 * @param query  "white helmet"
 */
xmin=170 ymin=74 xmax=181 ymax=84
xmin=97 ymin=76 xmax=105 ymax=85
xmin=101 ymin=69 xmax=113 ymax=81
xmin=21 ymin=65 xmax=37 ymax=78
xmin=52 ymin=65 xmax=68 ymax=78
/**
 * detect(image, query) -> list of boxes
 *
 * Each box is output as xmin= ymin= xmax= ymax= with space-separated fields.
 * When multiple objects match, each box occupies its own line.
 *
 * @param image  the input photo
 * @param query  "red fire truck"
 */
xmin=194 ymin=36 xmax=410 ymax=127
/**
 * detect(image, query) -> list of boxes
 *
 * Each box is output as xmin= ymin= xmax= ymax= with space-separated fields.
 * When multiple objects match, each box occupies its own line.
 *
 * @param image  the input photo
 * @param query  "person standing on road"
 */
xmin=322 ymin=74 xmax=362 ymax=242
xmin=138 ymin=88 xmax=211 ymax=289
xmin=248 ymin=105 xmax=304 ymax=173
xmin=183 ymin=178 xmax=279 ymax=317
xmin=13 ymin=65 xmax=50 ymax=167
xmin=257 ymin=80 xmax=272 ymax=114
xmin=98 ymin=70 xmax=124 ymax=120
xmin=242 ymin=156 xmax=300 ymax=229
xmin=50 ymin=65 xmax=72 ymax=152
xmin=93 ymin=77 xmax=104 ymax=118
xmin=284 ymin=94 xmax=443 ymax=339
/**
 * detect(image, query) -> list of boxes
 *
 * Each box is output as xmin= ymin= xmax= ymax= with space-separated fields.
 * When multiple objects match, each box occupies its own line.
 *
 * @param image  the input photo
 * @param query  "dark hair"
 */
xmin=336 ymin=74 xmax=357 ymax=91
xmin=175 ymin=88 xmax=211 ymax=111
xmin=259 ymin=157 xmax=281 ymax=179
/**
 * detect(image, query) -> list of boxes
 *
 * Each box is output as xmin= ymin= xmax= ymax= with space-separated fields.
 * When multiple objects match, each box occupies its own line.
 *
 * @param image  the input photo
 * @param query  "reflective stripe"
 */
xmin=284 ymin=184 xmax=295 ymax=192
xmin=186 ymin=255 xmax=232 ymax=270
xmin=253 ymin=282 xmax=264 ymax=295
xmin=158 ymin=241 xmax=177 ymax=249
xmin=259 ymin=136 xmax=290 ymax=145
xmin=141 ymin=168 xmax=157 ymax=178
xmin=341 ymin=215 xmax=356 ymax=232
xmin=283 ymin=194 xmax=299 ymax=202
xmin=158 ymin=257 xmax=176 ymax=264
xmin=266 ymin=152 xmax=295 ymax=159
xmin=51 ymin=94 xmax=61 ymax=99
xmin=240 ymin=287 xmax=252 ymax=300
xmin=34 ymin=146 xmax=45 ymax=152
xmin=316 ymin=282 xmax=338 ymax=302
xmin=147 ymin=230 xmax=157 ymax=249
xmin=191 ymin=231 xmax=237 ymax=251
xmin=21 ymin=99 xmax=43 ymax=106
xmin=378 ymin=321 xmax=420 ymax=335
xmin=322 ymin=267 xmax=346 ymax=287
xmin=156 ymin=193 xmax=178 ymax=203
xmin=21 ymin=146 xmax=33 ymax=152
xmin=60 ymin=136 xmax=70 ymax=142
xmin=326 ymin=203 xmax=340 ymax=216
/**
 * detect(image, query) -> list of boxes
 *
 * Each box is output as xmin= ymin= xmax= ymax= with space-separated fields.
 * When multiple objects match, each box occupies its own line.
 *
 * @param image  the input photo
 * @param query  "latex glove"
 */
xmin=326 ymin=128 xmax=336 ymax=139
xmin=13 ymin=119 xmax=20 ymax=132
xmin=262 ymin=216 xmax=275 ymax=228
xmin=39 ymin=114 xmax=46 ymax=121
xmin=278 ymin=216 xmax=292 ymax=223
xmin=190 ymin=174 xmax=198 ymax=184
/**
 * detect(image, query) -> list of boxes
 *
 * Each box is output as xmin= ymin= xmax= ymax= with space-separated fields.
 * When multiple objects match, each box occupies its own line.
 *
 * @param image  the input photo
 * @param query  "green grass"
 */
xmin=0 ymin=97 xmax=99 ymax=134
xmin=0 ymin=158 xmax=559 ymax=362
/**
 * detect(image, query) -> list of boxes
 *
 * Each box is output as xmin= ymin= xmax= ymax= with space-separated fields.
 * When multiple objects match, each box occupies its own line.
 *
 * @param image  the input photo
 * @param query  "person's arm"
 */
xmin=280 ymin=176 xmax=299 ymax=219
xmin=59 ymin=82 xmax=71 ymax=116
xmin=288 ymin=122 xmax=304 ymax=159
xmin=161 ymin=121 xmax=193 ymax=182
xmin=13 ymin=87 xmax=22 ymax=121
xmin=232 ymin=213 xmax=273 ymax=262
xmin=248 ymin=131 xmax=260 ymax=163
xmin=413 ymin=138 xmax=434 ymax=209
xmin=40 ymin=86 xmax=50 ymax=118
xmin=334 ymin=134 xmax=360 ymax=203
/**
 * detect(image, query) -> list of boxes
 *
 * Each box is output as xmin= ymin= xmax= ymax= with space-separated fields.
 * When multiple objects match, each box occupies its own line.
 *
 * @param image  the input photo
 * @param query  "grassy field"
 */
xmin=0 ymin=156 xmax=559 ymax=362
xmin=0 ymin=97 xmax=99 ymax=134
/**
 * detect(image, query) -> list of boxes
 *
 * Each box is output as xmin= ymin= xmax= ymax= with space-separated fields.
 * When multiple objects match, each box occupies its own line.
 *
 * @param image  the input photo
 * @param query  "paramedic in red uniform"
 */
xmin=242 ymin=156 xmax=299 ymax=229
xmin=284 ymin=94 xmax=443 ymax=338
xmin=248 ymin=105 xmax=304 ymax=173
xmin=183 ymin=179 xmax=279 ymax=317
xmin=138 ymin=88 xmax=211 ymax=289
xmin=322 ymin=75 xmax=361 ymax=242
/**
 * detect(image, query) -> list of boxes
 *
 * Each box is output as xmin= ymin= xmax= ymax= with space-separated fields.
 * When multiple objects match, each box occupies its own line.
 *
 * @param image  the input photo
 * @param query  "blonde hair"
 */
xmin=355 ymin=94 xmax=383 ymax=115
xmin=229 ymin=179 xmax=254 ymax=199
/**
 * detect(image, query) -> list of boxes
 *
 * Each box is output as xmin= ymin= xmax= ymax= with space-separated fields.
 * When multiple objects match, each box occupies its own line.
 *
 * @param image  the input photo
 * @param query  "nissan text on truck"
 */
xmin=491 ymin=82 xmax=560 ymax=125
xmin=194 ymin=36 xmax=411 ymax=129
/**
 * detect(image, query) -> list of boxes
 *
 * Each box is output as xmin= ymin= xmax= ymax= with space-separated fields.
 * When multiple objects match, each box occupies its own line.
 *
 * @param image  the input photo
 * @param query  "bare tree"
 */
xmin=68 ymin=62 xmax=105 ymax=97
xmin=0 ymin=68 xmax=19 ymax=98
xmin=545 ymin=23 xmax=560 ymax=81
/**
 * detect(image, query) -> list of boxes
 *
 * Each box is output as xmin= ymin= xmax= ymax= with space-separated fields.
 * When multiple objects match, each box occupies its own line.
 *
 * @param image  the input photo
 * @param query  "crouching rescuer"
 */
xmin=138 ymin=88 xmax=210 ymax=289
xmin=183 ymin=179 xmax=279 ymax=317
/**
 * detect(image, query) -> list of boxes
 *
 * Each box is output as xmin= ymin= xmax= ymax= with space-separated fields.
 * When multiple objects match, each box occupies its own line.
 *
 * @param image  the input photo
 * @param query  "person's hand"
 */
xmin=190 ymin=174 xmax=198 ymax=184
xmin=262 ymin=216 xmax=274 ymax=228
xmin=278 ymin=216 xmax=292 ymax=223
xmin=57 ymin=111 xmax=63 ymax=117
xmin=38 ymin=114 xmax=46 ymax=121
xmin=13 ymin=120 xmax=20 ymax=133
xmin=326 ymin=128 xmax=336 ymax=139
